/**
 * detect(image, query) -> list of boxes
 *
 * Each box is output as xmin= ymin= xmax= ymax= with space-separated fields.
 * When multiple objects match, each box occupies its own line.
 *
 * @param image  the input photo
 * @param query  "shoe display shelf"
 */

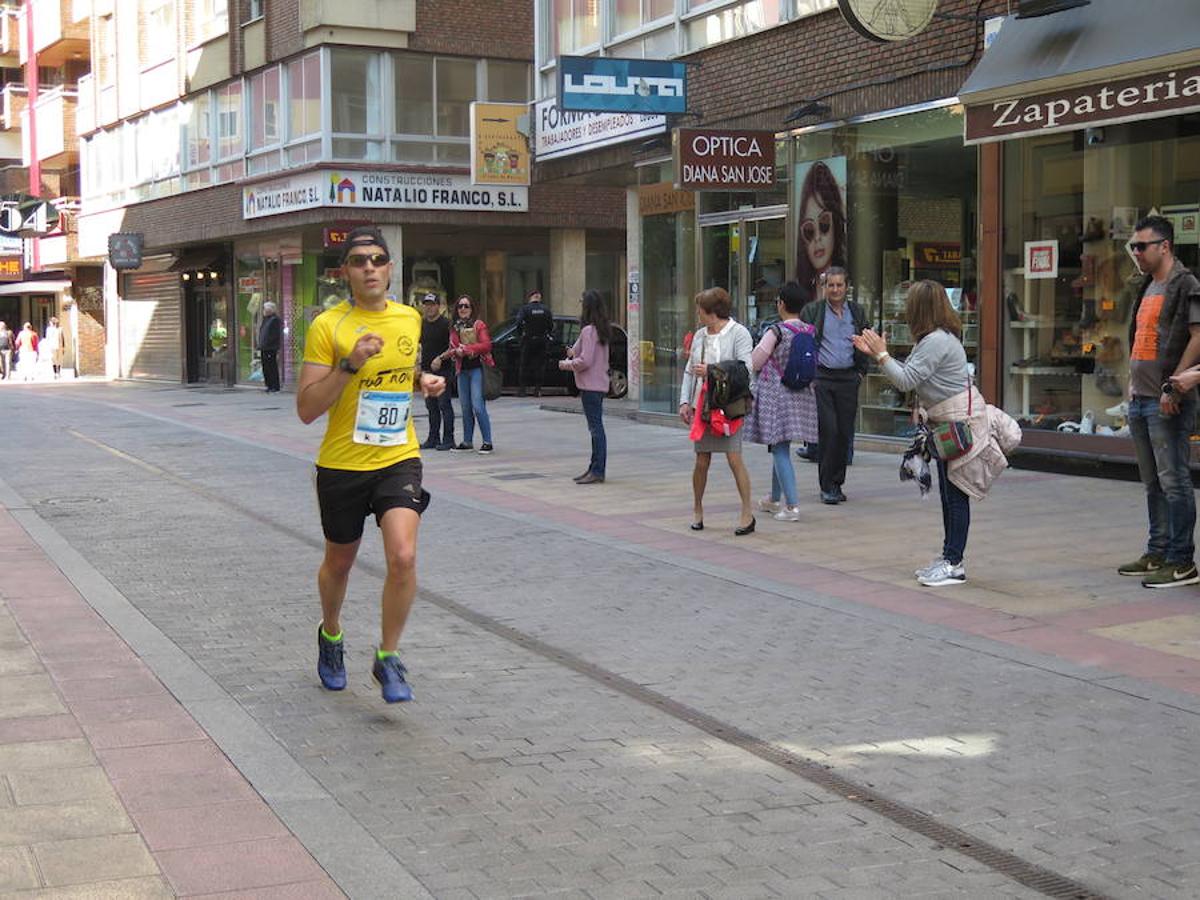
xmin=1007 ymin=267 xmax=1084 ymax=418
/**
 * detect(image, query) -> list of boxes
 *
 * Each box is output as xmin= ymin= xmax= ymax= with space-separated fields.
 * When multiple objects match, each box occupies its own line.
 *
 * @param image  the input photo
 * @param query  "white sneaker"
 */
xmin=1105 ymin=400 xmax=1128 ymax=417
xmin=918 ymin=559 xmax=966 ymax=587
xmin=757 ymin=498 xmax=781 ymax=513
xmin=773 ymin=505 xmax=801 ymax=522
xmin=914 ymin=557 xmax=946 ymax=579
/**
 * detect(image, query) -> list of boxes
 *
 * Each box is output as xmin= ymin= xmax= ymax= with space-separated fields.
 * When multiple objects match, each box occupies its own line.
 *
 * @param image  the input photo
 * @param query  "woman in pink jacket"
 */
xmin=559 ymin=290 xmax=611 ymax=484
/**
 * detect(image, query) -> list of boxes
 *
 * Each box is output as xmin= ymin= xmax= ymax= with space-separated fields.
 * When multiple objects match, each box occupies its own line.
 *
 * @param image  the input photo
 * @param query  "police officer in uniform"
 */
xmin=516 ymin=288 xmax=553 ymax=396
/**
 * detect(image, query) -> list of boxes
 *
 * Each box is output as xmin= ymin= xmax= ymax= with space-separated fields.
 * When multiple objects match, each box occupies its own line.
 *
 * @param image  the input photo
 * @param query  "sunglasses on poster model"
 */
xmin=801 ymin=210 xmax=833 ymax=244
xmin=1128 ymin=239 xmax=1166 ymax=253
xmin=344 ymin=252 xmax=391 ymax=268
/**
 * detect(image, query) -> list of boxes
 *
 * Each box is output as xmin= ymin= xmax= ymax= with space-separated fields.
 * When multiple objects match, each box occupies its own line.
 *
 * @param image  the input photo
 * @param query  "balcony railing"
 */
xmin=21 ymin=87 xmax=78 ymax=165
xmin=1 ymin=83 xmax=27 ymax=132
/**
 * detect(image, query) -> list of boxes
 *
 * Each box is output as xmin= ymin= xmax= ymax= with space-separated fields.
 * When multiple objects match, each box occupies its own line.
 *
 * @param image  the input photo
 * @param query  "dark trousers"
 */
xmin=580 ymin=390 xmax=607 ymax=477
xmin=519 ymin=338 xmax=547 ymax=394
xmin=814 ymin=371 xmax=860 ymax=493
xmin=936 ymin=459 xmax=971 ymax=565
xmin=262 ymin=350 xmax=280 ymax=392
xmin=425 ymin=390 xmax=455 ymax=445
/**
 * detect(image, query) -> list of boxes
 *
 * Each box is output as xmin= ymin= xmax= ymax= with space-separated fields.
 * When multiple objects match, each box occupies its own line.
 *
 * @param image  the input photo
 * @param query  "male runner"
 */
xmin=297 ymin=226 xmax=446 ymax=702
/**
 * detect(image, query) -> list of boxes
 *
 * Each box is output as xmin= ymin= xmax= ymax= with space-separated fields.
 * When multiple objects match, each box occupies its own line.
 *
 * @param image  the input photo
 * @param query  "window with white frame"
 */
xmin=197 ymin=0 xmax=229 ymax=41
xmin=611 ymin=0 xmax=673 ymax=38
xmin=182 ymin=93 xmax=213 ymax=189
xmin=286 ymin=52 xmax=321 ymax=165
xmin=215 ymin=80 xmax=245 ymax=181
xmin=249 ymin=66 xmax=280 ymax=147
xmin=551 ymin=0 xmax=600 ymax=56
xmin=329 ymin=49 xmax=383 ymax=161
xmin=97 ymin=14 xmax=116 ymax=84
xmin=142 ymin=0 xmax=175 ymax=64
xmin=485 ymin=59 xmax=530 ymax=103
xmin=243 ymin=0 xmax=263 ymax=22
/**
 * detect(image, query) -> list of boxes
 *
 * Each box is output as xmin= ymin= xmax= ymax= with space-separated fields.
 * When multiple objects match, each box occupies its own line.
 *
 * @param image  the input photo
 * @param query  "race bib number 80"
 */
xmin=353 ymin=390 xmax=412 ymax=446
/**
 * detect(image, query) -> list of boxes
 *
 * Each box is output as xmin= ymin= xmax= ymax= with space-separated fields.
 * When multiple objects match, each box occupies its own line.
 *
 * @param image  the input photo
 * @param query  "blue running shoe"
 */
xmin=317 ymin=627 xmax=346 ymax=691
xmin=372 ymin=653 xmax=412 ymax=703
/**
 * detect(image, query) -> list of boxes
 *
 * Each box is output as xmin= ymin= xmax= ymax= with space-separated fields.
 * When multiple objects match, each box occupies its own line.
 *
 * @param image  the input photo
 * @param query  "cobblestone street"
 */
xmin=1 ymin=382 xmax=1199 ymax=898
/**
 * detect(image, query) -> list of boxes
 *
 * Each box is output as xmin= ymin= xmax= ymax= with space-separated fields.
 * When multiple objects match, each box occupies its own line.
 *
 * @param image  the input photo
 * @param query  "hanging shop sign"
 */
xmin=470 ymin=102 xmax=531 ymax=186
xmin=242 ymin=170 xmax=528 ymax=220
xmin=0 ymin=254 xmax=21 ymax=281
xmin=674 ymin=128 xmax=776 ymax=191
xmin=534 ymin=97 xmax=666 ymax=162
xmin=107 ymin=232 xmax=144 ymax=270
xmin=558 ymin=56 xmax=687 ymax=116
xmin=838 ymin=0 xmax=937 ymax=43
xmin=0 ymin=196 xmax=59 ymax=236
xmin=965 ymin=65 xmax=1200 ymax=144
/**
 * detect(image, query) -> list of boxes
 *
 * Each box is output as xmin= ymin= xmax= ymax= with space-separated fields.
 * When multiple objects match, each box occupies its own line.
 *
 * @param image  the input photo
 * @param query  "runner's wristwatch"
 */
xmin=338 ymin=357 xmax=359 ymax=375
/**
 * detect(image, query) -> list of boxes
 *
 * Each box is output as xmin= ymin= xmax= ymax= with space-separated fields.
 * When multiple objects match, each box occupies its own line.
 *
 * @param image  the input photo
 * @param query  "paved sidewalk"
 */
xmin=3 ymin=382 xmax=1200 ymax=898
xmin=0 ymin=506 xmax=342 ymax=898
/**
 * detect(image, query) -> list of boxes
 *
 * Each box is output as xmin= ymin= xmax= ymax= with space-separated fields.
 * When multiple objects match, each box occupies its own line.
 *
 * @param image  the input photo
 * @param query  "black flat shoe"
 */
xmin=690 ymin=521 xmax=704 ymax=531
xmin=734 ymin=517 xmax=756 ymax=536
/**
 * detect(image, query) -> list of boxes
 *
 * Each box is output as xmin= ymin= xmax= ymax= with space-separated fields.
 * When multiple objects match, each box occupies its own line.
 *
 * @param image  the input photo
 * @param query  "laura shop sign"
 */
xmin=966 ymin=65 xmax=1200 ymax=144
xmin=674 ymin=128 xmax=776 ymax=190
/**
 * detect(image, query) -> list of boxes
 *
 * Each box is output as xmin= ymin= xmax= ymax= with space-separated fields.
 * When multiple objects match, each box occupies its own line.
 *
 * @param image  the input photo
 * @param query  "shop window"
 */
xmin=485 ymin=60 xmax=530 ymax=104
xmin=1001 ymin=117 xmax=1200 ymax=438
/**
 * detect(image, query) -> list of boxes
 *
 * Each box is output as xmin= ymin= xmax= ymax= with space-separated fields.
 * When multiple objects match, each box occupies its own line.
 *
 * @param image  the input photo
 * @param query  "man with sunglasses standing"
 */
xmin=1119 ymin=215 xmax=1200 ymax=588
xmin=800 ymin=267 xmax=869 ymax=504
xmin=297 ymin=226 xmax=447 ymax=702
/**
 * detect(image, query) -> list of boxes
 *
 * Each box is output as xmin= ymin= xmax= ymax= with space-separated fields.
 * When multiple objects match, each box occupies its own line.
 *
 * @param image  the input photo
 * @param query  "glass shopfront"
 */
xmin=792 ymin=105 xmax=979 ymax=438
xmin=1000 ymin=114 xmax=1200 ymax=438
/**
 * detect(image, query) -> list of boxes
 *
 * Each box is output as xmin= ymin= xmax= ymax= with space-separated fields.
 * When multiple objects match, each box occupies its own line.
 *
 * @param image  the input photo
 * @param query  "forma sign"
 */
xmin=674 ymin=128 xmax=777 ymax=191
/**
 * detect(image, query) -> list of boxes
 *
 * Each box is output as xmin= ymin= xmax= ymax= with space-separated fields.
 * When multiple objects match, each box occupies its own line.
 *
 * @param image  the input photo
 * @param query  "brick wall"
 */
xmin=408 ymin=0 xmax=531 ymax=60
xmin=265 ymin=0 xmax=302 ymax=63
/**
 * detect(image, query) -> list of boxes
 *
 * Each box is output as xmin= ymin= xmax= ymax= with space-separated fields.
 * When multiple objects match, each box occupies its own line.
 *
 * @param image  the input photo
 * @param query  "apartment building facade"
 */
xmin=75 ymin=0 xmax=624 ymax=386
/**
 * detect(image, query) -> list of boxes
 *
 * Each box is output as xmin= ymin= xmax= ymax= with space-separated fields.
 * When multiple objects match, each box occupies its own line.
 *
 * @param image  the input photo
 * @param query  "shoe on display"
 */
xmin=917 ymin=560 xmax=966 ymax=587
xmin=478 ymin=443 xmax=494 ymax=454
xmin=915 ymin=557 xmax=947 ymax=579
xmin=757 ymin=498 xmax=781 ymax=513
xmin=1096 ymin=425 xmax=1114 ymax=436
xmin=773 ymin=505 xmax=801 ymax=522
xmin=1117 ymin=554 xmax=1164 ymax=576
xmin=1142 ymin=563 xmax=1200 ymax=589
xmin=1105 ymin=400 xmax=1129 ymax=417
xmin=450 ymin=442 xmax=473 ymax=452
xmin=1080 ymin=410 xmax=1095 ymax=435
xmin=1111 ymin=425 xmax=1131 ymax=437
xmin=372 ymin=653 xmax=413 ymax=703
xmin=317 ymin=626 xmax=346 ymax=691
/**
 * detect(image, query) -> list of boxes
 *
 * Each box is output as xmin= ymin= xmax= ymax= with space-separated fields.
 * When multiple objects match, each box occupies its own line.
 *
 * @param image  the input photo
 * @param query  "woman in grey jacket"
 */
xmin=679 ymin=288 xmax=756 ymax=535
xmin=853 ymin=281 xmax=973 ymax=587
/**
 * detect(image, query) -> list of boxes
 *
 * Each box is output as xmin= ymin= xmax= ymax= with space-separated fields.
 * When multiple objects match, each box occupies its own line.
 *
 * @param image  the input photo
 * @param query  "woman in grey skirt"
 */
xmin=679 ymin=288 xmax=756 ymax=535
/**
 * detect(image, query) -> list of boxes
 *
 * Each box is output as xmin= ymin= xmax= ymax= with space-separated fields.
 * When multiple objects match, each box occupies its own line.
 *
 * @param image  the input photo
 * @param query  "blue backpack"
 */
xmin=770 ymin=321 xmax=817 ymax=391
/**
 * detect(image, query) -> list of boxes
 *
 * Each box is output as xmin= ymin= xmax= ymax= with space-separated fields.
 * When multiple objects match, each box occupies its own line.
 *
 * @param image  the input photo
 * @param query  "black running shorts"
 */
xmin=315 ymin=458 xmax=430 ymax=545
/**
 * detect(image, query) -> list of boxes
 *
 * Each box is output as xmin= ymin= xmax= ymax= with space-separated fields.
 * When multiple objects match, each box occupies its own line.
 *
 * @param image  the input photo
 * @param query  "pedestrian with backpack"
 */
xmin=679 ymin=288 xmax=756 ymax=536
xmin=744 ymin=281 xmax=818 ymax=522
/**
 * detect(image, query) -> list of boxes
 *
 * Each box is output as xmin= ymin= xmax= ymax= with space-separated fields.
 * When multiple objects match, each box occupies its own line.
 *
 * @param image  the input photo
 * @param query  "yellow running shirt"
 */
xmin=303 ymin=300 xmax=423 ymax=471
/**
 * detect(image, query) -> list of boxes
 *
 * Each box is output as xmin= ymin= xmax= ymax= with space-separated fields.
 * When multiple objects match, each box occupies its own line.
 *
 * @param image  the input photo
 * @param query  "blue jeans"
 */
xmin=936 ymin=459 xmax=971 ymax=565
xmin=769 ymin=442 xmax=798 ymax=507
xmin=580 ymin=390 xmax=606 ymax=477
xmin=1128 ymin=393 xmax=1196 ymax=564
xmin=457 ymin=367 xmax=492 ymax=444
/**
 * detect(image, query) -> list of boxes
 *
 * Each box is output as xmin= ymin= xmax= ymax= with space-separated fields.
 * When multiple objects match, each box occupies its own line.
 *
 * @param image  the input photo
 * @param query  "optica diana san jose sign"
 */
xmin=674 ymin=128 xmax=777 ymax=191
xmin=242 ymin=170 xmax=528 ymax=220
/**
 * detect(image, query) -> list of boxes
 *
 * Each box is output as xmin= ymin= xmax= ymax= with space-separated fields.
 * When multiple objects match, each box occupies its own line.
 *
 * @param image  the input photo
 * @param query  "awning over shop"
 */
xmin=0 ymin=279 xmax=71 ymax=296
xmin=168 ymin=248 xmax=223 ymax=273
xmin=960 ymin=0 xmax=1200 ymax=144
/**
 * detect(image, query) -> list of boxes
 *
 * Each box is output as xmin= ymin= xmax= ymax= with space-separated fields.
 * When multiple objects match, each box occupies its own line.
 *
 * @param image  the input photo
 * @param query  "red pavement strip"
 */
xmin=0 ymin=509 xmax=344 ymax=898
xmin=426 ymin=469 xmax=1200 ymax=698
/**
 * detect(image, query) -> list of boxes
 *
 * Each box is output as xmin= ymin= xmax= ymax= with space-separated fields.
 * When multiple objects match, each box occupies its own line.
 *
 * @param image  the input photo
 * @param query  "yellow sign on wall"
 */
xmin=470 ymin=102 xmax=531 ymax=187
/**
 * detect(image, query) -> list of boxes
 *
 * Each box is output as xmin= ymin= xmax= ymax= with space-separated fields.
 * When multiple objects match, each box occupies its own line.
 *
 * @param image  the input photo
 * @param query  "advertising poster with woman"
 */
xmin=793 ymin=157 xmax=848 ymax=298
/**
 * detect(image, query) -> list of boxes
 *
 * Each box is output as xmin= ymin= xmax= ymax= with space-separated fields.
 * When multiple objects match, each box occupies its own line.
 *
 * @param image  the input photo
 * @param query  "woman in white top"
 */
xmin=43 ymin=317 xmax=65 ymax=379
xmin=679 ymin=288 xmax=756 ymax=535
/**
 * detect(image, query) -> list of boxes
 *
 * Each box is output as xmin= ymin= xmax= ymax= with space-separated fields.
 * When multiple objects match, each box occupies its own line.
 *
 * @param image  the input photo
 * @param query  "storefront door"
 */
xmin=698 ymin=211 xmax=785 ymax=333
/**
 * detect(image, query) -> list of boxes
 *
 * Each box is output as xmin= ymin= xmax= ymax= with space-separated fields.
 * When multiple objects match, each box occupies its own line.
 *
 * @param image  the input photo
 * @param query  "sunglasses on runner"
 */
xmin=801 ymin=210 xmax=833 ymax=244
xmin=344 ymin=253 xmax=391 ymax=268
xmin=1128 ymin=239 xmax=1166 ymax=253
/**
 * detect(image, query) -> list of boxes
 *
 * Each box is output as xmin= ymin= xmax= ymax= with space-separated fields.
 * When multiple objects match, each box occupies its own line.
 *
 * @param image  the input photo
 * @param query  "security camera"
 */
xmin=1085 ymin=127 xmax=1105 ymax=146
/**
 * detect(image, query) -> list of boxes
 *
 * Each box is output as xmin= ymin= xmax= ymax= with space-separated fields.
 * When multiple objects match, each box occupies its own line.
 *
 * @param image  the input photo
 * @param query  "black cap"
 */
xmin=340 ymin=226 xmax=390 ymax=265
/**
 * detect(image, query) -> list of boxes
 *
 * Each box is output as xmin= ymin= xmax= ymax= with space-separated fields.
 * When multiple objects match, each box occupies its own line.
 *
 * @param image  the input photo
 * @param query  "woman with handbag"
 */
xmin=852 ymin=281 xmax=974 ymax=586
xmin=679 ymin=288 xmax=756 ymax=535
xmin=447 ymin=294 xmax=495 ymax=455
xmin=559 ymin=289 xmax=611 ymax=485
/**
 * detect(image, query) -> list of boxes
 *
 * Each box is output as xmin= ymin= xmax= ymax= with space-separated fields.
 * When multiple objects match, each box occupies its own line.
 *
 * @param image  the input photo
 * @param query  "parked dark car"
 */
xmin=489 ymin=315 xmax=629 ymax=398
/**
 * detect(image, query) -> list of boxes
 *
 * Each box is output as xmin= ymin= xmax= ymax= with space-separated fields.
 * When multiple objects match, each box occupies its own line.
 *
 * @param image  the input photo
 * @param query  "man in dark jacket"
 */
xmin=1119 ymin=215 xmax=1200 ymax=588
xmin=515 ymin=288 xmax=553 ymax=397
xmin=258 ymin=301 xmax=283 ymax=392
xmin=419 ymin=292 xmax=455 ymax=450
xmin=799 ymin=267 xmax=868 ymax=504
